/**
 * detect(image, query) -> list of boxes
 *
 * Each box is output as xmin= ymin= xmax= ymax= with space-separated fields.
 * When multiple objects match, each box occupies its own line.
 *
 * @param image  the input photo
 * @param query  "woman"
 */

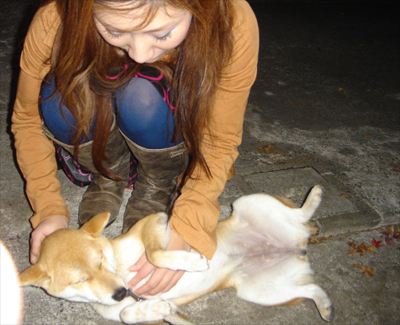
xmin=12 ymin=0 xmax=259 ymax=297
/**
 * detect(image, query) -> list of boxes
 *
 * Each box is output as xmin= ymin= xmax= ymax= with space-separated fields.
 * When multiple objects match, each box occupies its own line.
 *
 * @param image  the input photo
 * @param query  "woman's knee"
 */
xmin=40 ymin=76 xmax=79 ymax=144
xmin=40 ymin=76 xmax=98 ymax=144
xmin=116 ymin=76 xmax=181 ymax=149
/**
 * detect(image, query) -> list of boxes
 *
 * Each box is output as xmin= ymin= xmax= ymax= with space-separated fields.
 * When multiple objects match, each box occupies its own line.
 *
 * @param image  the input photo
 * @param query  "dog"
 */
xmin=19 ymin=185 xmax=332 ymax=324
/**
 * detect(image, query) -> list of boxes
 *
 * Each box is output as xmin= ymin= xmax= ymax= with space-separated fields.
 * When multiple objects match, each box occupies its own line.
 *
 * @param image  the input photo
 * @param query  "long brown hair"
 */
xmin=46 ymin=0 xmax=235 ymax=181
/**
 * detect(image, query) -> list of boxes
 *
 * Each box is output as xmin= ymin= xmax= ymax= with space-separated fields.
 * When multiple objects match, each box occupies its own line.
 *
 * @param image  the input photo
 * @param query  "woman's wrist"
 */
xmin=37 ymin=215 xmax=69 ymax=229
xmin=167 ymin=229 xmax=190 ymax=251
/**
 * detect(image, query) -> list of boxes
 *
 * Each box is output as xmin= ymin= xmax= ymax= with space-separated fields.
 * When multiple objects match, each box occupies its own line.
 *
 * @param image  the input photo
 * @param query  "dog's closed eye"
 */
xmin=71 ymin=276 xmax=90 ymax=285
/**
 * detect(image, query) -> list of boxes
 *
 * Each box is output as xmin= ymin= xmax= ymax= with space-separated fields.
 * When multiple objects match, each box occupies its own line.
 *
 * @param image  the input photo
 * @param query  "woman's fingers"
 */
xmin=128 ymin=259 xmax=155 ymax=289
xmin=162 ymin=270 xmax=184 ymax=293
xmin=29 ymin=228 xmax=48 ymax=264
xmin=128 ymin=253 xmax=147 ymax=272
xmin=128 ymin=230 xmax=189 ymax=296
xmin=133 ymin=268 xmax=180 ymax=296
xmin=29 ymin=234 xmax=43 ymax=264
xmin=29 ymin=216 xmax=68 ymax=264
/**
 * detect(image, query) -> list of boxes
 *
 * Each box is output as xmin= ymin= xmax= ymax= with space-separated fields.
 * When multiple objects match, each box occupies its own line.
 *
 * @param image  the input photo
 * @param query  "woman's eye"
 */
xmin=154 ymin=31 xmax=172 ymax=41
xmin=106 ymin=30 xmax=123 ymax=39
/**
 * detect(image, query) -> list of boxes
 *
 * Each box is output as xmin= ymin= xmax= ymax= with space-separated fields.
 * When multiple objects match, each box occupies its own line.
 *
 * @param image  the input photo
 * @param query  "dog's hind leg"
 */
xmin=237 ymin=281 xmax=332 ymax=322
xmin=292 ymin=283 xmax=332 ymax=322
xmin=235 ymin=255 xmax=332 ymax=322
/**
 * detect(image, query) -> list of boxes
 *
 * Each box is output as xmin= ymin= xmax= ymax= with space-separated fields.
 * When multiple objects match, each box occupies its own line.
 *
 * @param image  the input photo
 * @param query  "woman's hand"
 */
xmin=30 ymin=215 xmax=69 ymax=264
xmin=127 ymin=229 xmax=190 ymax=297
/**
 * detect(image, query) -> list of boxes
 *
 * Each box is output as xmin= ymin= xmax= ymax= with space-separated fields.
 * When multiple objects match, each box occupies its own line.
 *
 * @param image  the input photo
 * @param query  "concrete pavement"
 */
xmin=1 ymin=1 xmax=399 ymax=324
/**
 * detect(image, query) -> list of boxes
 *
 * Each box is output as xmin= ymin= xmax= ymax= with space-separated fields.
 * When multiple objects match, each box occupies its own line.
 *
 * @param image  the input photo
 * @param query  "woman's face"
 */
xmin=94 ymin=3 xmax=192 ymax=64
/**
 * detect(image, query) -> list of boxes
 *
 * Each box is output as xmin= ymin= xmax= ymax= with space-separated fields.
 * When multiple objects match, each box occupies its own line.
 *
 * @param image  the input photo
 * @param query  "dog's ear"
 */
xmin=19 ymin=264 xmax=50 ymax=287
xmin=80 ymin=212 xmax=110 ymax=237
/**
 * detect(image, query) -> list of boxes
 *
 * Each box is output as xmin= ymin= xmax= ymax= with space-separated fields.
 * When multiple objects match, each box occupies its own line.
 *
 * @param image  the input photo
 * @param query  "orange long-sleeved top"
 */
xmin=11 ymin=0 xmax=259 ymax=260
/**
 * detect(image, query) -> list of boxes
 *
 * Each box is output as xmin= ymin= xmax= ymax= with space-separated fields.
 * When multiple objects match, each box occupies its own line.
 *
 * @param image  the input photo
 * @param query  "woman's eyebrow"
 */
xmin=144 ymin=21 xmax=177 ymax=33
xmin=96 ymin=14 xmax=176 ymax=33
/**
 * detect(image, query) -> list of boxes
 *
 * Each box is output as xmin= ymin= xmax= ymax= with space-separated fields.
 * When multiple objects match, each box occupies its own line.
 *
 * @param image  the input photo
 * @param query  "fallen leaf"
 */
xmin=372 ymin=238 xmax=383 ymax=248
xmin=309 ymin=237 xmax=328 ymax=243
xmin=364 ymin=267 xmax=374 ymax=277
xmin=365 ymin=134 xmax=372 ymax=138
xmin=338 ymin=87 xmax=346 ymax=93
xmin=352 ymin=264 xmax=374 ymax=277
xmin=385 ymin=237 xmax=396 ymax=245
xmin=356 ymin=243 xmax=374 ymax=254
xmin=381 ymin=226 xmax=394 ymax=237
xmin=346 ymin=249 xmax=355 ymax=256
xmin=341 ymin=193 xmax=349 ymax=199
xmin=392 ymin=168 xmax=399 ymax=172
xmin=257 ymin=145 xmax=273 ymax=154
xmin=352 ymin=264 xmax=364 ymax=271
xmin=348 ymin=241 xmax=357 ymax=250
xmin=393 ymin=232 xmax=400 ymax=239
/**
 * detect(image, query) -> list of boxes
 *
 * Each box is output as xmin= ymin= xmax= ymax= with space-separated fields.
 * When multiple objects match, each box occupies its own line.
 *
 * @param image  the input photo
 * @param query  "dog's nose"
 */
xmin=112 ymin=287 xmax=127 ymax=301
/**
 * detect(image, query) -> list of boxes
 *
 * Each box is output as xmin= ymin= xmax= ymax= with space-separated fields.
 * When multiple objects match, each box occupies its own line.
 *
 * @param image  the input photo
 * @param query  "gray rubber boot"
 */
xmin=43 ymin=118 xmax=130 ymax=225
xmin=120 ymin=132 xmax=189 ymax=233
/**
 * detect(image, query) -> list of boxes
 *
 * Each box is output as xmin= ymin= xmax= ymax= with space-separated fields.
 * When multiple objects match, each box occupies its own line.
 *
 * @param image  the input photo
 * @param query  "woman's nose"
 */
xmin=126 ymin=36 xmax=153 ymax=63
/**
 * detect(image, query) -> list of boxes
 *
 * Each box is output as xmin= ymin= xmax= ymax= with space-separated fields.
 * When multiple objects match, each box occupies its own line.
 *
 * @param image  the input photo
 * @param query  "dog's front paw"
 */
xmin=151 ymin=250 xmax=209 ymax=272
xmin=185 ymin=252 xmax=209 ymax=272
xmin=120 ymin=300 xmax=174 ymax=324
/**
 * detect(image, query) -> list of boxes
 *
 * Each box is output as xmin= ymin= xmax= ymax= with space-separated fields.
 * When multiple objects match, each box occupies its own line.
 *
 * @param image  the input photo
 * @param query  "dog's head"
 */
xmin=19 ymin=212 xmax=127 ymax=305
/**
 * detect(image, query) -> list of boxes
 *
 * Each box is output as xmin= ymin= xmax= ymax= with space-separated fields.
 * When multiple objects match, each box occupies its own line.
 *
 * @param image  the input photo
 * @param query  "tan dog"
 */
xmin=20 ymin=185 xmax=332 ymax=324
